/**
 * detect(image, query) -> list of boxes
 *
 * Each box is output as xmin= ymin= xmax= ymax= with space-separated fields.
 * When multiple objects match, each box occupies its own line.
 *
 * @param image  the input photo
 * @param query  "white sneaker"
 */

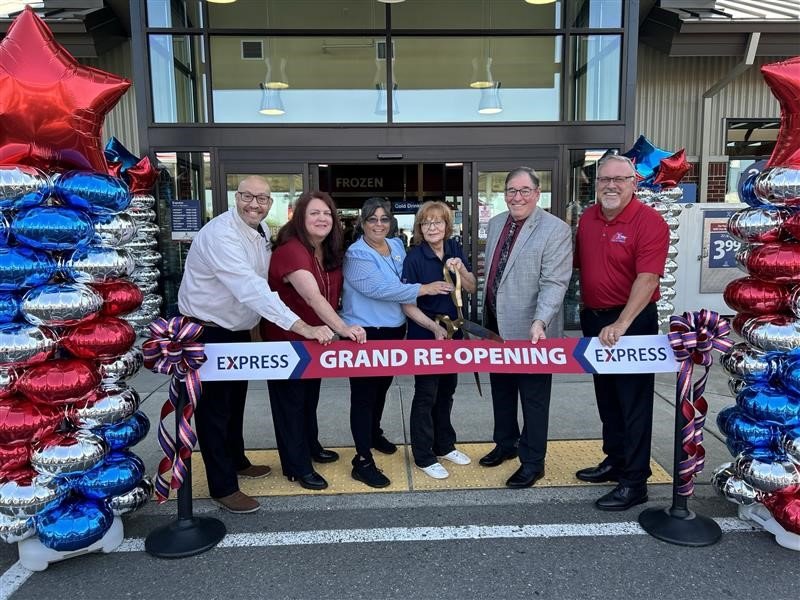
xmin=438 ymin=450 xmax=472 ymax=465
xmin=420 ymin=462 xmax=449 ymax=479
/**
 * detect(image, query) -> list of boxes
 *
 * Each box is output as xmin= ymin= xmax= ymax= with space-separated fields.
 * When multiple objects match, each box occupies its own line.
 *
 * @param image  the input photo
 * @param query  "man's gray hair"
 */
xmin=597 ymin=154 xmax=636 ymax=175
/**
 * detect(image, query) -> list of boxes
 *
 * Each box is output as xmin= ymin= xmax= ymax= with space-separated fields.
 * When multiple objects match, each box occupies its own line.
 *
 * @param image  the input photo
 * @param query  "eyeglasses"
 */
xmin=505 ymin=187 xmax=536 ymax=199
xmin=421 ymin=220 xmax=445 ymax=230
xmin=237 ymin=191 xmax=272 ymax=205
xmin=596 ymin=176 xmax=635 ymax=185
xmin=365 ymin=216 xmax=391 ymax=225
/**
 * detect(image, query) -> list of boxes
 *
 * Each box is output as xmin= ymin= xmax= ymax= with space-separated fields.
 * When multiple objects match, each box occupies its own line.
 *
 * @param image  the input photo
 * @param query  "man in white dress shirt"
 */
xmin=178 ymin=176 xmax=333 ymax=514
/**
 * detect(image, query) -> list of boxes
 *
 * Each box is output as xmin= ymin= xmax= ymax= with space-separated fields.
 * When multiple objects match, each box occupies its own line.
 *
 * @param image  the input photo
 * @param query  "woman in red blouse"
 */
xmin=262 ymin=191 xmax=366 ymax=490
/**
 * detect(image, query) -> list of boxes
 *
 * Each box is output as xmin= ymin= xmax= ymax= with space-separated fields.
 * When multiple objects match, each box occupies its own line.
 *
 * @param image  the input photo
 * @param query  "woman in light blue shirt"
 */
xmin=342 ymin=197 xmax=450 ymax=488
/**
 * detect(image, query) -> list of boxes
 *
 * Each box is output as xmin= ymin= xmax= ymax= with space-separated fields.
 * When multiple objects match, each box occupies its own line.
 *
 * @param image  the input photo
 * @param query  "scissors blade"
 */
xmin=460 ymin=319 xmax=505 ymax=343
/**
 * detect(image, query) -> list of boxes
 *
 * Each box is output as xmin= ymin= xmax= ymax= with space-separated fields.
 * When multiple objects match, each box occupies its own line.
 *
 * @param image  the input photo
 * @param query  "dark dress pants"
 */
xmin=580 ymin=302 xmax=658 ymax=487
xmin=268 ymin=378 xmax=322 ymax=478
xmin=348 ymin=325 xmax=405 ymax=461
xmin=193 ymin=326 xmax=252 ymax=499
xmin=410 ymin=373 xmax=458 ymax=468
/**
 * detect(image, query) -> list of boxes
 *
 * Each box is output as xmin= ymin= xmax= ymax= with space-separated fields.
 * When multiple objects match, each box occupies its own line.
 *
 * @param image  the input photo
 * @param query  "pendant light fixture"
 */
xmin=259 ymin=84 xmax=285 ymax=116
xmin=478 ymin=82 xmax=503 ymax=115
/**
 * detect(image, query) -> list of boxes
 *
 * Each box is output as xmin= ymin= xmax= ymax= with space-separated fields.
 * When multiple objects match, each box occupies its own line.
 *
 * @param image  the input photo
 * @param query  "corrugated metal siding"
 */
xmin=636 ymin=45 xmax=781 ymax=158
xmin=81 ymin=41 xmax=140 ymax=155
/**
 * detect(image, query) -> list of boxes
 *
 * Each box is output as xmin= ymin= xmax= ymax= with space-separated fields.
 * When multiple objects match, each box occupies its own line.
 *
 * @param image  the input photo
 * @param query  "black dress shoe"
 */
xmin=351 ymin=459 xmax=391 ymax=488
xmin=479 ymin=446 xmax=518 ymax=467
xmin=288 ymin=471 xmax=328 ymax=490
xmin=311 ymin=448 xmax=339 ymax=463
xmin=575 ymin=463 xmax=620 ymax=483
xmin=595 ymin=485 xmax=647 ymax=511
xmin=506 ymin=465 xmax=545 ymax=488
xmin=372 ymin=435 xmax=398 ymax=455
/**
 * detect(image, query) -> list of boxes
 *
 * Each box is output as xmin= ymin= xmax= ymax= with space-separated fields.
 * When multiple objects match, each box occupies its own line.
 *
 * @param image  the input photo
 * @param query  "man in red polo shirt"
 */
xmin=574 ymin=154 xmax=669 ymax=511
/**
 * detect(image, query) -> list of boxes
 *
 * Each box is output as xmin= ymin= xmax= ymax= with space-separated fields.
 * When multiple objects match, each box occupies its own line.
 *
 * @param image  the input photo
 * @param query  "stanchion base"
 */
xmin=638 ymin=506 xmax=722 ymax=547
xmin=145 ymin=517 xmax=226 ymax=559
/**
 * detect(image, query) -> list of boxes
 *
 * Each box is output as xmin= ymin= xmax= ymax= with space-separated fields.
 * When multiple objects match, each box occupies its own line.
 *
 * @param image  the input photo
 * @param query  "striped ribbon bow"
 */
xmin=142 ymin=316 xmax=206 ymax=503
xmin=668 ymin=310 xmax=733 ymax=496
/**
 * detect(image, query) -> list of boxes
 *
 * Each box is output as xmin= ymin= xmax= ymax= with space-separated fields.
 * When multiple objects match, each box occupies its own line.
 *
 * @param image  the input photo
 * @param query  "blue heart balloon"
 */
xmin=779 ymin=355 xmax=800 ymax=396
xmin=55 ymin=171 xmax=131 ymax=216
xmin=0 ymin=293 xmax=19 ymax=323
xmin=0 ymin=165 xmax=51 ymax=211
xmin=0 ymin=247 xmax=56 ymax=290
xmin=716 ymin=405 xmax=739 ymax=433
xmin=718 ymin=407 xmax=777 ymax=447
xmin=103 ymin=137 xmax=139 ymax=172
xmin=622 ymin=135 xmax=672 ymax=182
xmin=11 ymin=207 xmax=94 ymax=251
xmin=37 ymin=497 xmax=112 ymax=552
xmin=737 ymin=383 xmax=800 ymax=425
xmin=74 ymin=450 xmax=146 ymax=500
xmin=98 ymin=411 xmax=150 ymax=451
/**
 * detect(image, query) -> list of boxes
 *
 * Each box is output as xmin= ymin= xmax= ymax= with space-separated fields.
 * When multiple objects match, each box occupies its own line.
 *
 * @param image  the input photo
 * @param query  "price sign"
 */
xmin=707 ymin=222 xmax=740 ymax=268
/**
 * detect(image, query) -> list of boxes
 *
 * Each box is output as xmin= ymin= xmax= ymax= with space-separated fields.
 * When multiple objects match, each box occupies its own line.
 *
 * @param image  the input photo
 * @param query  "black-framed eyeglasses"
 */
xmin=237 ymin=191 xmax=272 ymax=205
xmin=505 ymin=187 xmax=536 ymax=199
xmin=596 ymin=176 xmax=635 ymax=185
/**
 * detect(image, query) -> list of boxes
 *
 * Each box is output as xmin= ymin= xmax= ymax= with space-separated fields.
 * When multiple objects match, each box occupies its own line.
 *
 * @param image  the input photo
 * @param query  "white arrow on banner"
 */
xmin=574 ymin=335 xmax=678 ymax=375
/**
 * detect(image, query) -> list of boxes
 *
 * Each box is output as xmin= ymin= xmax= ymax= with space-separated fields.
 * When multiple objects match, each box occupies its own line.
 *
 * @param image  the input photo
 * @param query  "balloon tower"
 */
xmin=0 ymin=8 xmax=159 ymax=568
xmin=714 ymin=55 xmax=800 ymax=551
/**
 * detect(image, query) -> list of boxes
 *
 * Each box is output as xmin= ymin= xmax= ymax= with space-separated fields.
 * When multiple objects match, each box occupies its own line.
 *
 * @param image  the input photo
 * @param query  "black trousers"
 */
xmin=485 ymin=306 xmax=551 ymax=470
xmin=193 ymin=326 xmax=252 ymax=499
xmin=580 ymin=302 xmax=658 ymax=487
xmin=410 ymin=372 xmax=458 ymax=468
xmin=267 ymin=378 xmax=323 ymax=478
xmin=348 ymin=325 xmax=405 ymax=462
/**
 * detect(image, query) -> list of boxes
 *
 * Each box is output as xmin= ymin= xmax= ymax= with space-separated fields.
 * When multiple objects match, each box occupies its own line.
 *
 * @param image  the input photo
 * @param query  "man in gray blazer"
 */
xmin=479 ymin=167 xmax=572 ymax=488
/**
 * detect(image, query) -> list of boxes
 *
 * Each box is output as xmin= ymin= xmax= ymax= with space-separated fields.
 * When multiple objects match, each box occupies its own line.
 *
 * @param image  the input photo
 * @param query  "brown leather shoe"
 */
xmin=237 ymin=464 xmax=272 ymax=479
xmin=213 ymin=491 xmax=260 ymax=514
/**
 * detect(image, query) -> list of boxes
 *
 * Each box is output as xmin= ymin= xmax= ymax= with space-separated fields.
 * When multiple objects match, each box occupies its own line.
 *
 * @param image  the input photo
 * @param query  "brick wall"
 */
xmin=683 ymin=161 xmax=727 ymax=203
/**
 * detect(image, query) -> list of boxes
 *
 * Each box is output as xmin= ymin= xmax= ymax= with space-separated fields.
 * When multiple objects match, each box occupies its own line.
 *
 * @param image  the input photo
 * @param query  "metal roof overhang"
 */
xmin=640 ymin=4 xmax=800 ymax=57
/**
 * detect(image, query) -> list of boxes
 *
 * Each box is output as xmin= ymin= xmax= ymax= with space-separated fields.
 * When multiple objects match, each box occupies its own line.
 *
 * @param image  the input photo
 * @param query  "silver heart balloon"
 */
xmin=0 ymin=474 xmax=66 ymax=518
xmin=657 ymin=315 xmax=670 ymax=331
xmin=134 ymin=280 xmax=158 ymax=295
xmin=660 ymin=286 xmax=676 ymax=302
xmin=727 ymin=207 xmax=789 ymax=244
xmin=130 ymin=266 xmax=160 ymax=286
xmin=782 ymin=431 xmax=800 ymax=465
xmin=669 ymin=229 xmax=679 ymax=244
xmin=656 ymin=299 xmax=674 ymax=319
xmin=92 ymin=213 xmax=138 ymax=247
xmin=124 ymin=236 xmax=158 ymax=253
xmin=0 ymin=165 xmax=51 ymax=210
xmin=141 ymin=294 xmax=162 ymax=313
xmin=72 ymin=384 xmax=141 ymax=428
xmin=63 ymin=246 xmax=135 ymax=283
xmin=789 ymin=286 xmax=800 ymax=319
xmin=660 ymin=272 xmax=676 ymax=288
xmin=649 ymin=201 xmax=669 ymax=217
xmin=131 ymin=249 xmax=161 ymax=268
xmin=134 ymin=222 xmax=159 ymax=238
xmin=667 ymin=244 xmax=678 ymax=260
xmin=755 ymin=167 xmax=800 ymax=206
xmin=130 ymin=194 xmax=155 ymax=210
xmin=21 ymin=282 xmax=104 ymax=327
xmin=728 ymin=377 xmax=748 ymax=396
xmin=31 ymin=431 xmax=108 ymax=478
xmin=735 ymin=455 xmax=800 ymax=494
xmin=0 ymin=323 xmax=56 ymax=366
xmin=743 ymin=315 xmax=800 ymax=352
xmin=125 ymin=207 xmax=156 ymax=224
xmin=720 ymin=342 xmax=774 ymax=382
xmin=659 ymin=187 xmax=684 ymax=202
xmin=97 ymin=347 xmax=143 ymax=383
xmin=122 ymin=307 xmax=160 ymax=330
xmin=637 ymin=188 xmax=655 ymax=203
xmin=0 ymin=366 xmax=17 ymax=398
xmin=108 ymin=476 xmax=153 ymax=516
xmin=0 ymin=513 xmax=34 ymax=543
xmin=664 ymin=216 xmax=679 ymax=231
xmin=668 ymin=203 xmax=683 ymax=217
xmin=663 ymin=258 xmax=678 ymax=274
xmin=710 ymin=463 xmax=762 ymax=505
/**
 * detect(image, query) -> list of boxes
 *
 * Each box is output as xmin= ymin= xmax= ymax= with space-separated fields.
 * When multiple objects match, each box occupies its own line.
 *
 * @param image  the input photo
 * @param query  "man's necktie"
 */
xmin=489 ymin=220 xmax=518 ymax=307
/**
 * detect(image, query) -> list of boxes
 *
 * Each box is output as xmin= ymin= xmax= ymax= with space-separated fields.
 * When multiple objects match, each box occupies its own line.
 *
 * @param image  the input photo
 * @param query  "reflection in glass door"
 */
xmin=471 ymin=164 xmax=553 ymax=321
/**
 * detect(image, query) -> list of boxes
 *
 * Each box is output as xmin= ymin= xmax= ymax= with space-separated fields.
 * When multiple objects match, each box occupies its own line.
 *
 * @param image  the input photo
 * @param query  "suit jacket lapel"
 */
xmin=501 ymin=207 xmax=541 ymax=285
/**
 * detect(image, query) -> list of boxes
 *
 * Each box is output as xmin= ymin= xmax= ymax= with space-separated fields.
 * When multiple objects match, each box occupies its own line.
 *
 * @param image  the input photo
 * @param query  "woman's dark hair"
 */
xmin=274 ymin=190 xmax=343 ymax=270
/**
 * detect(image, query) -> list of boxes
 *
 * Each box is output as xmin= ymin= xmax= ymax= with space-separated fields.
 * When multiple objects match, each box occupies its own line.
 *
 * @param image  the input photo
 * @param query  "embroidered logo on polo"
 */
xmin=610 ymin=232 xmax=627 ymax=243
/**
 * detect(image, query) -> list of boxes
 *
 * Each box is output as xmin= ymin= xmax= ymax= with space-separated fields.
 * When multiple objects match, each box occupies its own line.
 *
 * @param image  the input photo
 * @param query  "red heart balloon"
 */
xmin=782 ymin=211 xmax=800 ymax=241
xmin=763 ymin=493 xmax=800 ymax=535
xmin=17 ymin=359 xmax=100 ymax=405
xmin=61 ymin=316 xmax=136 ymax=359
xmin=0 ymin=466 xmax=37 ymax=484
xmin=0 ymin=441 xmax=31 ymax=477
xmin=746 ymin=242 xmax=800 ymax=283
xmin=730 ymin=313 xmax=756 ymax=337
xmin=90 ymin=280 xmax=144 ymax=317
xmin=0 ymin=396 xmax=62 ymax=444
xmin=723 ymin=277 xmax=791 ymax=315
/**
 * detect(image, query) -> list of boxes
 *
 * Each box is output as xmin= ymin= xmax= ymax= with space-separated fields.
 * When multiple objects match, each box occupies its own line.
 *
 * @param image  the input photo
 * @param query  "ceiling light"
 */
xmin=478 ymin=82 xmax=503 ymax=115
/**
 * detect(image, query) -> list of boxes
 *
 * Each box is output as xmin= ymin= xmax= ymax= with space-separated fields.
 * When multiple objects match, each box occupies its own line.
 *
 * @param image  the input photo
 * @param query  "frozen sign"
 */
xmin=198 ymin=337 xmax=678 ymax=381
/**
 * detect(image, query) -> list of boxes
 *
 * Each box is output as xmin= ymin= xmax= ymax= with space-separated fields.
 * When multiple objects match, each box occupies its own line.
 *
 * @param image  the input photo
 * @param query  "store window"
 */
xmin=570 ymin=34 xmax=621 ymax=121
xmin=391 ymin=0 xmax=561 ymax=29
xmin=149 ymin=35 xmax=208 ymax=123
xmin=725 ymin=119 xmax=779 ymax=158
xmin=207 ymin=0 xmax=385 ymax=30
xmin=146 ymin=0 xmax=203 ymax=28
xmin=225 ymin=173 xmax=303 ymax=239
xmin=568 ymin=0 xmax=623 ymax=28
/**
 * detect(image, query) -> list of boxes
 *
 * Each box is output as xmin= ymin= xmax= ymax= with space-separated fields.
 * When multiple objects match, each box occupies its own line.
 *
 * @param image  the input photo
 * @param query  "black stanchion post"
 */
xmin=638 ymin=382 xmax=722 ymax=546
xmin=145 ymin=382 xmax=226 ymax=558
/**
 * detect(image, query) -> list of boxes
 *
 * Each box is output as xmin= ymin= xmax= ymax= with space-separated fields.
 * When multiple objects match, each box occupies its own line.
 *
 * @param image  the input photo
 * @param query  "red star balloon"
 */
xmin=653 ymin=149 xmax=691 ymax=188
xmin=762 ymin=56 xmax=800 ymax=169
xmin=125 ymin=156 xmax=159 ymax=194
xmin=0 ymin=8 xmax=131 ymax=172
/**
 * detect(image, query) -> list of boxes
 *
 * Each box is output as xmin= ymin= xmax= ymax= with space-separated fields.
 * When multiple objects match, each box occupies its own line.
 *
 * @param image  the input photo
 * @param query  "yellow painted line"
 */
xmin=187 ymin=440 xmax=672 ymax=499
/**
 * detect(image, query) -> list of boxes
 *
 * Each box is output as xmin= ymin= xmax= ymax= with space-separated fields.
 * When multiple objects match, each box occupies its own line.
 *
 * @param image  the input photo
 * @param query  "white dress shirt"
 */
xmin=178 ymin=208 xmax=299 ymax=331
